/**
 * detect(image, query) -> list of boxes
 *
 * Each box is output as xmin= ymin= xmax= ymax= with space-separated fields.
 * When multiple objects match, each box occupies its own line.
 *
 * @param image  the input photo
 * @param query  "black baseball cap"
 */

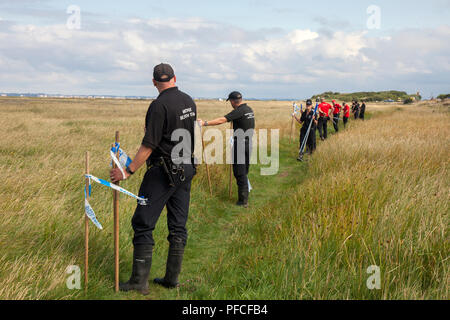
xmin=306 ymin=99 xmax=312 ymax=105
xmin=226 ymin=91 xmax=242 ymax=101
xmin=153 ymin=63 xmax=174 ymax=82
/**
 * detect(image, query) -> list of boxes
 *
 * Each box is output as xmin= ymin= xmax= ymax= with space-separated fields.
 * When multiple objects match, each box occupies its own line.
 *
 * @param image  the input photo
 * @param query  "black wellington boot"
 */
xmin=236 ymin=186 xmax=249 ymax=208
xmin=119 ymin=244 xmax=152 ymax=295
xmin=154 ymin=240 xmax=185 ymax=288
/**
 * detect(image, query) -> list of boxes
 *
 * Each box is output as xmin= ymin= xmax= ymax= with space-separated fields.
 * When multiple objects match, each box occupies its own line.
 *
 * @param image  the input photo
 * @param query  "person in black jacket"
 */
xmin=359 ymin=101 xmax=366 ymax=120
xmin=293 ymin=99 xmax=318 ymax=161
xmin=352 ymin=100 xmax=360 ymax=120
xmin=199 ymin=91 xmax=255 ymax=208
xmin=110 ymin=63 xmax=197 ymax=295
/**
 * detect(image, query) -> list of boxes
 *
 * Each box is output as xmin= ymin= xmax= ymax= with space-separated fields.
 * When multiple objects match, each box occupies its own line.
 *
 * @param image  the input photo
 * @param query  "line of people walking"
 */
xmin=292 ymin=97 xmax=366 ymax=161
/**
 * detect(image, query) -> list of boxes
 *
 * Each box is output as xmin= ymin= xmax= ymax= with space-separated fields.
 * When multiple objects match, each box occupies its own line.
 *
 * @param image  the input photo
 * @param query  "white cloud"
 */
xmin=0 ymin=17 xmax=448 ymax=98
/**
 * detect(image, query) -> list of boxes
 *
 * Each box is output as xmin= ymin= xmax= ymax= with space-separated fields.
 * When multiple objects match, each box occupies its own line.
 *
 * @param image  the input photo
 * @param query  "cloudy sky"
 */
xmin=0 ymin=0 xmax=449 ymax=99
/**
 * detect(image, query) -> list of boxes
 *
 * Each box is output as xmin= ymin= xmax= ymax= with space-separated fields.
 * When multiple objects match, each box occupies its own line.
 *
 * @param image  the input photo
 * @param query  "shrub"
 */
xmin=437 ymin=94 xmax=450 ymax=100
xmin=403 ymin=97 xmax=414 ymax=104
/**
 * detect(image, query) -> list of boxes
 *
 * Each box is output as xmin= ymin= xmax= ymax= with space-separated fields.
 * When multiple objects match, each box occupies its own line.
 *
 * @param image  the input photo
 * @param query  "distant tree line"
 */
xmin=437 ymin=94 xmax=450 ymax=100
xmin=311 ymin=91 xmax=422 ymax=103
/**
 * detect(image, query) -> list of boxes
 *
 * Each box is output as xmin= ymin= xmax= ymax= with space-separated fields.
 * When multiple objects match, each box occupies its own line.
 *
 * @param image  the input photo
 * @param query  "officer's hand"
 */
xmin=110 ymin=168 xmax=128 ymax=183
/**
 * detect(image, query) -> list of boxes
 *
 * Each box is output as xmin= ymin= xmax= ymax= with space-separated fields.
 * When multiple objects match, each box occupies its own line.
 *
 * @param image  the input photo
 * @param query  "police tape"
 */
xmin=293 ymin=103 xmax=302 ymax=114
xmin=84 ymin=181 xmax=103 ymax=230
xmin=110 ymin=142 xmax=132 ymax=180
xmin=84 ymin=174 xmax=148 ymax=230
xmin=111 ymin=142 xmax=132 ymax=168
xmin=83 ymin=143 xmax=147 ymax=230
xmin=84 ymin=179 xmax=103 ymax=230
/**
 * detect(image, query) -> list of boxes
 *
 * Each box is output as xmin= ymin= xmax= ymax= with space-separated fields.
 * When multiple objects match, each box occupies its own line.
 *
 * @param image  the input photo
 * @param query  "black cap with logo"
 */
xmin=226 ymin=91 xmax=242 ymax=101
xmin=153 ymin=63 xmax=175 ymax=82
xmin=306 ymin=99 xmax=312 ymax=106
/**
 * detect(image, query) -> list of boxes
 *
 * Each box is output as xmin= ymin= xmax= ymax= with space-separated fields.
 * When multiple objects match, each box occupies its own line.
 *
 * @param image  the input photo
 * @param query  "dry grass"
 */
xmin=209 ymin=102 xmax=449 ymax=299
xmin=0 ymin=97 xmax=448 ymax=299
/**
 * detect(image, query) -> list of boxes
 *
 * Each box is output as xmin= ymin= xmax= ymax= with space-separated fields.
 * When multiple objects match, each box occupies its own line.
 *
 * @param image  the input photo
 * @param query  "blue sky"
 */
xmin=0 ymin=0 xmax=449 ymax=98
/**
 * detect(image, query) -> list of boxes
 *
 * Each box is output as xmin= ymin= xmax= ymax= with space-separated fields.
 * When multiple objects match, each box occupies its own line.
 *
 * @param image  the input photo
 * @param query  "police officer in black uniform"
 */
xmin=293 ymin=99 xmax=318 ymax=161
xmin=198 ymin=91 xmax=255 ymax=208
xmin=110 ymin=63 xmax=197 ymax=295
xmin=352 ymin=100 xmax=360 ymax=120
xmin=359 ymin=100 xmax=366 ymax=120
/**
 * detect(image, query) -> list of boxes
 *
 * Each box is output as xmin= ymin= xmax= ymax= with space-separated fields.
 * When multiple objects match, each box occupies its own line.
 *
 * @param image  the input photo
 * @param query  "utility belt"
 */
xmin=148 ymin=156 xmax=194 ymax=187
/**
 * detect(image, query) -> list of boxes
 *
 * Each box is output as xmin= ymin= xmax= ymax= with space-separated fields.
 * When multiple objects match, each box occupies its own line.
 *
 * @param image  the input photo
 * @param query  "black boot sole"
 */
xmin=154 ymin=278 xmax=178 ymax=289
xmin=119 ymin=282 xmax=149 ymax=295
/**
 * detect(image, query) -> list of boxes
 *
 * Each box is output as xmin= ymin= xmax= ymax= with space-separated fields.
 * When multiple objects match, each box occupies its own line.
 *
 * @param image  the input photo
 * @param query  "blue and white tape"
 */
xmin=83 ymin=143 xmax=147 ymax=230
xmin=84 ymin=174 xmax=148 ymax=230
xmin=111 ymin=142 xmax=132 ymax=168
xmin=85 ymin=174 xmax=147 ymax=204
xmin=110 ymin=142 xmax=132 ymax=180
xmin=84 ymin=177 xmax=103 ymax=230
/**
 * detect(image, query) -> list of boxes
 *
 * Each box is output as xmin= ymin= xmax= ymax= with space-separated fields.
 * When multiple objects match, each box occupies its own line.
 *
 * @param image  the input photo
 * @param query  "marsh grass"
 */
xmin=0 ymin=97 xmax=447 ymax=299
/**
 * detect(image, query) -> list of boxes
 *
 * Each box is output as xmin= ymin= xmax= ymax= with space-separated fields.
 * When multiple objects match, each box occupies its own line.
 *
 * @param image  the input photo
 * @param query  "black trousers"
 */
xmin=317 ymin=116 xmax=328 ymax=139
xmin=359 ymin=112 xmax=365 ymax=120
xmin=333 ymin=114 xmax=340 ymax=132
xmin=132 ymin=163 xmax=195 ymax=247
xmin=354 ymin=110 xmax=359 ymax=119
xmin=343 ymin=116 xmax=349 ymax=127
xmin=232 ymin=138 xmax=251 ymax=193
xmin=299 ymin=127 xmax=316 ymax=154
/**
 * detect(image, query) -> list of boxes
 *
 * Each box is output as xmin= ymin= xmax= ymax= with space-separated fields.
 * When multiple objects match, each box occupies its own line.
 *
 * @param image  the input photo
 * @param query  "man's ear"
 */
xmin=152 ymin=79 xmax=157 ymax=87
xmin=173 ymin=75 xmax=177 ymax=83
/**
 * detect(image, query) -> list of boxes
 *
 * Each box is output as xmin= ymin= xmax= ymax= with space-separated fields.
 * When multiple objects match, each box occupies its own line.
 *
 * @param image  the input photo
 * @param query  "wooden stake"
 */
xmin=84 ymin=151 xmax=89 ymax=291
xmin=200 ymin=125 xmax=213 ymax=195
xmin=113 ymin=132 xmax=120 ymax=292
xmin=229 ymin=122 xmax=233 ymax=199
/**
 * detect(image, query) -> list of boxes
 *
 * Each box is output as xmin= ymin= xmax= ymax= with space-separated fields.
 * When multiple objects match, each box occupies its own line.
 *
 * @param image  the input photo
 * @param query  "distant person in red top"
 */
xmin=317 ymin=98 xmax=332 ymax=140
xmin=331 ymin=100 xmax=341 ymax=132
xmin=342 ymin=102 xmax=350 ymax=128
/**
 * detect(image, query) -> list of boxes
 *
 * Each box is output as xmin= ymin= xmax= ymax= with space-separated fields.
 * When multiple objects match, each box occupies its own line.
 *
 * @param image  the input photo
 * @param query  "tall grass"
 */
xmin=0 ymin=97 xmax=447 ymax=299
xmin=204 ymin=104 xmax=449 ymax=299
